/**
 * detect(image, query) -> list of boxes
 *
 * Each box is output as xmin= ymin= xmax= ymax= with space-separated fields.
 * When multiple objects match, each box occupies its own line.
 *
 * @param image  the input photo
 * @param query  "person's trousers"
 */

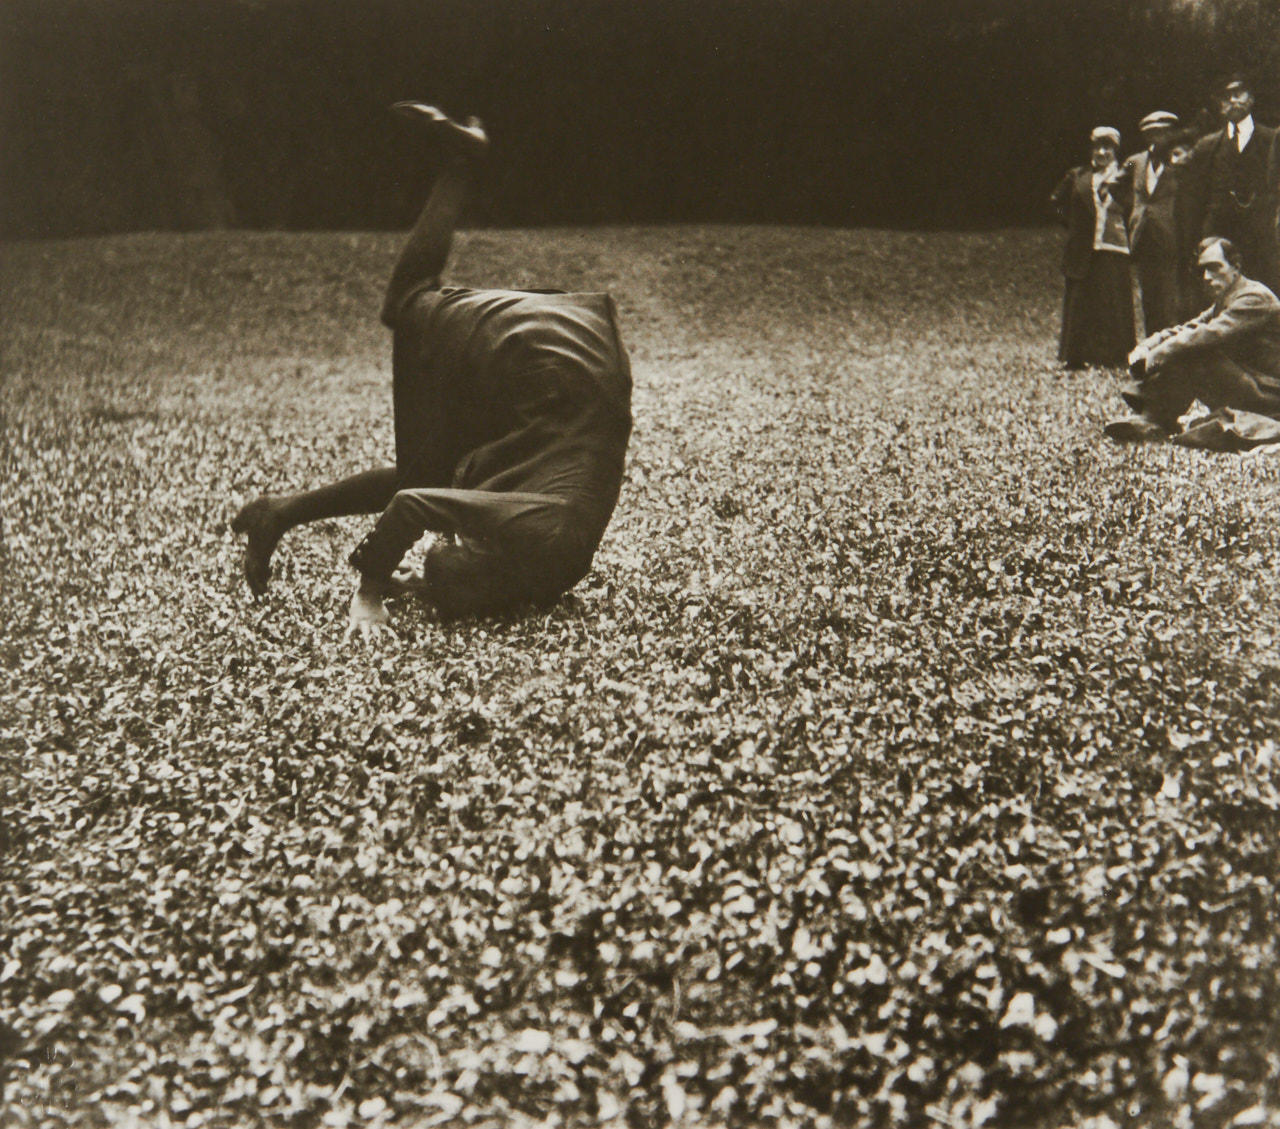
xmin=1133 ymin=255 xmax=1182 ymax=336
xmin=1137 ymin=353 xmax=1280 ymax=431
xmin=350 ymin=486 xmax=593 ymax=620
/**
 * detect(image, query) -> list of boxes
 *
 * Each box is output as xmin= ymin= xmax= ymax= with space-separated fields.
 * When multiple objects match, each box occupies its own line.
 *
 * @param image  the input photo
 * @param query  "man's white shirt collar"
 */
xmin=1228 ymin=115 xmax=1255 ymax=151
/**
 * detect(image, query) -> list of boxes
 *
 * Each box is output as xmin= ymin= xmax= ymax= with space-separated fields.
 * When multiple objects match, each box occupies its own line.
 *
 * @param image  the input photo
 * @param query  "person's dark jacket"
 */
xmin=1051 ymin=166 xmax=1125 ymax=279
xmin=1146 ymin=275 xmax=1280 ymax=381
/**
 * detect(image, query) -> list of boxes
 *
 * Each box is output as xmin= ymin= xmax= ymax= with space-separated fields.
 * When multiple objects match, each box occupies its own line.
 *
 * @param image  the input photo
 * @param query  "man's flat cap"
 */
xmin=1090 ymin=126 xmax=1121 ymax=147
xmin=1138 ymin=110 xmax=1179 ymax=131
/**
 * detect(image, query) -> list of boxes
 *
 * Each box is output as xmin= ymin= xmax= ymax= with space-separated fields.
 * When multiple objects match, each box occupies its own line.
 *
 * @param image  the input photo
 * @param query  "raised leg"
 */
xmin=381 ymin=105 xmax=488 ymax=326
xmin=233 ymin=466 xmax=399 ymax=595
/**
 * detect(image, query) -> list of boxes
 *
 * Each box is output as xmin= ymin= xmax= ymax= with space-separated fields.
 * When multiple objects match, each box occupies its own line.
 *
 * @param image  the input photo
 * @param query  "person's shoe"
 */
xmin=391 ymin=101 xmax=451 ymax=125
xmin=231 ymin=496 xmax=285 ymax=597
xmin=390 ymin=102 xmax=488 ymax=155
xmin=1104 ymin=415 xmax=1171 ymax=443
xmin=1170 ymin=409 xmax=1237 ymax=451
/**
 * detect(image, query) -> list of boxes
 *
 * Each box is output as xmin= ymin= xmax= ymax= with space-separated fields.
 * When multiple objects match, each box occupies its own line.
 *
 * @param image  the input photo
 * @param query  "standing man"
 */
xmin=1192 ymin=73 xmax=1279 ymax=293
xmin=232 ymin=104 xmax=633 ymax=637
xmin=1104 ymin=237 xmax=1280 ymax=442
xmin=1106 ymin=111 xmax=1187 ymax=334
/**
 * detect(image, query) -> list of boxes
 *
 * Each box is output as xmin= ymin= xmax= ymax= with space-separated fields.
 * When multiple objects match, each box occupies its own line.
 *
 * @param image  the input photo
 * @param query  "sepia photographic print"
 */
xmin=2 ymin=2 xmax=1278 ymax=1126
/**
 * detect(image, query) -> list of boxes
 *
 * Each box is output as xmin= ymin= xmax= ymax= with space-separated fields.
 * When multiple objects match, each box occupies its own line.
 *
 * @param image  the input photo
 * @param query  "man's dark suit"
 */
xmin=348 ymin=286 xmax=633 ymax=620
xmin=1110 ymin=150 xmax=1190 ymax=333
xmin=1129 ymin=274 xmax=1280 ymax=430
xmin=1192 ymin=120 xmax=1280 ymax=292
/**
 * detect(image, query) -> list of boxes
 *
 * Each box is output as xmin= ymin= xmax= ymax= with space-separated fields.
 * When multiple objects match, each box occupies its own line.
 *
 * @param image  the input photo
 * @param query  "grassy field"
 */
xmin=2 ymin=226 xmax=1278 ymax=1128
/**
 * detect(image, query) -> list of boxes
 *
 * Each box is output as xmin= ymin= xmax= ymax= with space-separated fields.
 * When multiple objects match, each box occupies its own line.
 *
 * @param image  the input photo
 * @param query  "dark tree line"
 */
xmin=1 ymin=0 xmax=1277 ymax=239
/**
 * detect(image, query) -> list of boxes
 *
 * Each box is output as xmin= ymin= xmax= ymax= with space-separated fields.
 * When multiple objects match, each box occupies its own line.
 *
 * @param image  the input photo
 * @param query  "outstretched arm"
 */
xmin=1148 ymin=290 xmax=1277 ymax=370
xmin=1134 ymin=303 xmax=1215 ymax=360
xmin=345 ymin=487 xmax=570 ymax=633
xmin=349 ymin=487 xmax=568 ymax=580
xmin=1152 ymin=288 xmax=1280 ymax=368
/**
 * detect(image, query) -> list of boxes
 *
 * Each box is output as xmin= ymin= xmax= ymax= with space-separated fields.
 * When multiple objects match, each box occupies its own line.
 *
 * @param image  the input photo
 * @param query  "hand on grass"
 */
xmin=1128 ymin=344 xmax=1149 ymax=378
xmin=345 ymin=582 xmax=396 ymax=644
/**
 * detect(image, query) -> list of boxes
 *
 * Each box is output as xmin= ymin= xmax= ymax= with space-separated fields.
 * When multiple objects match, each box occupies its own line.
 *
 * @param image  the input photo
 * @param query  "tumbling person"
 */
xmin=1105 ymin=237 xmax=1280 ymax=442
xmin=232 ymin=105 xmax=633 ymax=637
xmin=1051 ymin=126 xmax=1135 ymax=369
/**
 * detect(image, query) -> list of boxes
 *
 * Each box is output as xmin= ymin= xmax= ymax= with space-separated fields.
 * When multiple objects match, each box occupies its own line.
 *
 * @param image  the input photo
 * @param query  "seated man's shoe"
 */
xmin=1104 ymin=415 xmax=1172 ymax=443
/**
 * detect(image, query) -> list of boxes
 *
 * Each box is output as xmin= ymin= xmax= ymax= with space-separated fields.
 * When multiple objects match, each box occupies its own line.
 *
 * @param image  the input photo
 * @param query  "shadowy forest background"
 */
xmin=2 ymin=0 xmax=1279 ymax=240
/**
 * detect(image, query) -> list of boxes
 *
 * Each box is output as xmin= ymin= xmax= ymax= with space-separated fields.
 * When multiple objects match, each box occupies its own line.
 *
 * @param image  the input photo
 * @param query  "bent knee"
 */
xmin=497 ymin=525 xmax=595 ymax=607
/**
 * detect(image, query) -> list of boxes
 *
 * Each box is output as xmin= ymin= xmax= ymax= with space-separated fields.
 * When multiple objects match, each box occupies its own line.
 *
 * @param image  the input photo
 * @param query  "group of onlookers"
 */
xmin=1052 ymin=73 xmax=1280 ymax=446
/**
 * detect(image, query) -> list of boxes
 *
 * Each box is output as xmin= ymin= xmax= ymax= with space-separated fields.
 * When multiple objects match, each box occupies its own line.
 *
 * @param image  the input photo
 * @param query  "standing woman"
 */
xmin=1051 ymin=126 xmax=1135 ymax=369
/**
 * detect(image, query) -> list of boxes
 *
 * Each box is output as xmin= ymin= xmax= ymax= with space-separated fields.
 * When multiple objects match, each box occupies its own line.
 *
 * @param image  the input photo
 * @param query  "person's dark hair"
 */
xmin=1187 ymin=107 xmax=1217 ymax=138
xmin=1197 ymin=236 xmax=1243 ymax=270
xmin=1154 ymin=127 xmax=1197 ymax=160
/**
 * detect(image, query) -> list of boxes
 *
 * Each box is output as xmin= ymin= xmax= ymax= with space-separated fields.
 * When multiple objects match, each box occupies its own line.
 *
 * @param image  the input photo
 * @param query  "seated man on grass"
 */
xmin=232 ymin=104 xmax=633 ymax=638
xmin=1106 ymin=236 xmax=1280 ymax=443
